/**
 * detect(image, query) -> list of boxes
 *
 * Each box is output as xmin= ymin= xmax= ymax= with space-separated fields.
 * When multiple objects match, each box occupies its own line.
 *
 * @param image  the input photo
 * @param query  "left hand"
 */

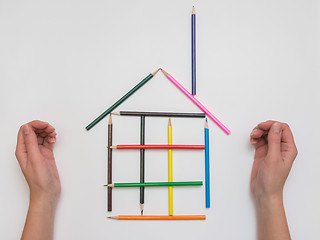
xmin=15 ymin=120 xmax=61 ymax=206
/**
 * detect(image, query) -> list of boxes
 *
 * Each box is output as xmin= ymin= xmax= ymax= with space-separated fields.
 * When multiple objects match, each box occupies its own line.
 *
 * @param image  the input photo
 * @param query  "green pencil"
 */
xmin=106 ymin=181 xmax=203 ymax=188
xmin=85 ymin=69 xmax=160 ymax=131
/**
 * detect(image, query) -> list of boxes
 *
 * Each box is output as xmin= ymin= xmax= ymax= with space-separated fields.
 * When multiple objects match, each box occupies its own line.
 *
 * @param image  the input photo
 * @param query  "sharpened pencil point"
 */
xmin=108 ymin=115 xmax=112 ymax=125
xmin=140 ymin=203 xmax=144 ymax=215
xmin=160 ymin=68 xmax=169 ymax=76
xmin=152 ymin=68 xmax=160 ymax=76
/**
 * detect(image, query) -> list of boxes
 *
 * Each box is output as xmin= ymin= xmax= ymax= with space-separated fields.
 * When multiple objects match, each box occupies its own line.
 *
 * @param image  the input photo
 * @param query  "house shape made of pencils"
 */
xmin=85 ymin=68 xmax=230 ymax=216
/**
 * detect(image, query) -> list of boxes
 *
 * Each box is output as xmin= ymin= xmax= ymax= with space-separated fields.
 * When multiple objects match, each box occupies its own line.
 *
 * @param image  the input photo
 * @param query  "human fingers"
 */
xmin=266 ymin=123 xmax=282 ymax=160
xmin=29 ymin=120 xmax=56 ymax=138
xmin=28 ymin=120 xmax=50 ymax=130
xmin=38 ymin=131 xmax=56 ymax=138
xmin=250 ymin=135 xmax=267 ymax=149
xmin=30 ymin=120 xmax=56 ymax=141
xmin=250 ymin=127 xmax=267 ymax=139
xmin=258 ymin=121 xmax=296 ymax=146
xmin=30 ymin=120 xmax=55 ymax=133
xmin=22 ymin=124 xmax=41 ymax=159
xmin=15 ymin=127 xmax=27 ymax=166
xmin=43 ymin=135 xmax=56 ymax=150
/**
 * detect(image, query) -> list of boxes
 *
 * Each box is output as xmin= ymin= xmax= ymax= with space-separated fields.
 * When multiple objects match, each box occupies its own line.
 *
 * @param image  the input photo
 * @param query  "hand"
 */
xmin=15 ymin=120 xmax=61 ymax=206
xmin=250 ymin=120 xmax=298 ymax=201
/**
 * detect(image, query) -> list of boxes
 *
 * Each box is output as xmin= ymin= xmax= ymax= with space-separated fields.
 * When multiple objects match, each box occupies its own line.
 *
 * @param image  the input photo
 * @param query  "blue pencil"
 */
xmin=204 ymin=118 xmax=210 ymax=208
xmin=191 ymin=6 xmax=196 ymax=95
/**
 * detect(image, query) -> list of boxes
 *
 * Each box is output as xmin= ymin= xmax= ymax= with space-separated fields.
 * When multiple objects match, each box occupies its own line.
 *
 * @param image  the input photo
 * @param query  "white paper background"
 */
xmin=0 ymin=0 xmax=319 ymax=239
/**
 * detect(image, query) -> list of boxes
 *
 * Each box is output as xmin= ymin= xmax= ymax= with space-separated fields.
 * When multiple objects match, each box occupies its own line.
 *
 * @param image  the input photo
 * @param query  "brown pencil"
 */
xmin=107 ymin=115 xmax=113 ymax=211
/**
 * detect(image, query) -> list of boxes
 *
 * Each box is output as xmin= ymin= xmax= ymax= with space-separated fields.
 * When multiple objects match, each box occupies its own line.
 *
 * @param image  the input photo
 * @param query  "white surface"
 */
xmin=0 ymin=0 xmax=319 ymax=239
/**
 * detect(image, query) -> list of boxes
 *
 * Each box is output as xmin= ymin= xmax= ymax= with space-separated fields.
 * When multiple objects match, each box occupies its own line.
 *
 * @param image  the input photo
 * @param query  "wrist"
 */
xmin=29 ymin=191 xmax=59 ymax=213
xmin=255 ymin=193 xmax=284 ymax=212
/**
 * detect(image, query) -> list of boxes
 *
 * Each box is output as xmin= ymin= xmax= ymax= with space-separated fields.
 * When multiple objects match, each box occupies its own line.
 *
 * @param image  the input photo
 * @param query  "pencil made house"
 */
xmin=85 ymin=68 xmax=230 ymax=219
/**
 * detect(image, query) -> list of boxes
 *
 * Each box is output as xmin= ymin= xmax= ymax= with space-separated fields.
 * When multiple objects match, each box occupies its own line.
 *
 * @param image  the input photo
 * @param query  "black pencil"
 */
xmin=107 ymin=115 xmax=113 ymax=211
xmin=140 ymin=115 xmax=145 ymax=215
xmin=112 ymin=111 xmax=205 ymax=118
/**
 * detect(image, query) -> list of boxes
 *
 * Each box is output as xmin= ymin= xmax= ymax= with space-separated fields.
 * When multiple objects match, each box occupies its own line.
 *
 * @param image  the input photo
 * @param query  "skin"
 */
xmin=15 ymin=120 xmax=60 ymax=240
xmin=14 ymin=119 xmax=297 ymax=239
xmin=250 ymin=120 xmax=298 ymax=240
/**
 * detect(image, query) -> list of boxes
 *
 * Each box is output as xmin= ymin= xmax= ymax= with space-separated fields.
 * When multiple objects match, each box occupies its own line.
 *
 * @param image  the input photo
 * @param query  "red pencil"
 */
xmin=109 ymin=145 xmax=205 ymax=149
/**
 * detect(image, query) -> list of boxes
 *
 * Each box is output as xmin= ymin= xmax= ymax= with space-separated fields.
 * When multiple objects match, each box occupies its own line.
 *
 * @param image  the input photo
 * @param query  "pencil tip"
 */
xmin=108 ymin=115 xmax=112 ymax=124
xmin=141 ymin=210 xmax=143 ymax=215
xmin=160 ymin=68 xmax=168 ymax=76
xmin=152 ymin=68 xmax=160 ymax=76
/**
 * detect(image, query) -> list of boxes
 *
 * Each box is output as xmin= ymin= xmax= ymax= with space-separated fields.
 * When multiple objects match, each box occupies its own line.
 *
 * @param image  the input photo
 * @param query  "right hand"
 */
xmin=249 ymin=121 xmax=298 ymax=200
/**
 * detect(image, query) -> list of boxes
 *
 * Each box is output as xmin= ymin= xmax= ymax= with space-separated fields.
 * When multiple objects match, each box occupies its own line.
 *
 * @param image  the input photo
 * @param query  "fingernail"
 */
xmin=49 ymin=137 xmax=56 ymax=143
xmin=250 ymin=129 xmax=257 ymax=136
xmin=23 ymin=124 xmax=30 ymax=135
xmin=250 ymin=138 xmax=257 ymax=145
xmin=273 ymin=123 xmax=281 ymax=134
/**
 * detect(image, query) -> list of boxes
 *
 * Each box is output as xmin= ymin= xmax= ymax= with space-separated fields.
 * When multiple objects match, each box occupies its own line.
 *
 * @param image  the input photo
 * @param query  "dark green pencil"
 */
xmin=106 ymin=181 xmax=203 ymax=188
xmin=85 ymin=69 xmax=160 ymax=131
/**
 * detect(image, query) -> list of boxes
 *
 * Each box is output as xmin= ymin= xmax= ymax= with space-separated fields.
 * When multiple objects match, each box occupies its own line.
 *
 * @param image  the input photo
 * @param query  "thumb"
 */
xmin=267 ymin=122 xmax=282 ymax=159
xmin=22 ymin=124 xmax=40 ymax=158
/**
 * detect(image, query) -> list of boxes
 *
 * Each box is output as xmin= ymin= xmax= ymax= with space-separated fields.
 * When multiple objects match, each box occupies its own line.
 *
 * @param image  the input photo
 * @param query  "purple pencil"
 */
xmin=191 ymin=6 xmax=196 ymax=95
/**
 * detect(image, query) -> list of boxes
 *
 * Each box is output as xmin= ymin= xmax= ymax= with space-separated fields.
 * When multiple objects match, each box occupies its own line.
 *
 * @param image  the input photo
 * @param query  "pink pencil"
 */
xmin=160 ymin=69 xmax=230 ymax=135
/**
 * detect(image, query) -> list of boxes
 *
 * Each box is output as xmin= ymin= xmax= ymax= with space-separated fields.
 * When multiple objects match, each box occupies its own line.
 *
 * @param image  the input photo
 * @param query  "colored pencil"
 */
xmin=112 ymin=111 xmax=205 ymax=118
xmin=160 ymin=68 xmax=231 ymax=135
xmin=85 ymin=69 xmax=160 ymax=130
xmin=109 ymin=145 xmax=205 ymax=149
xmin=107 ymin=115 xmax=113 ymax=211
xmin=106 ymin=181 xmax=203 ymax=187
xmin=168 ymin=118 xmax=173 ymax=216
xmin=108 ymin=215 xmax=206 ymax=220
xmin=140 ymin=116 xmax=145 ymax=215
xmin=204 ymin=118 xmax=210 ymax=208
xmin=191 ymin=6 xmax=196 ymax=95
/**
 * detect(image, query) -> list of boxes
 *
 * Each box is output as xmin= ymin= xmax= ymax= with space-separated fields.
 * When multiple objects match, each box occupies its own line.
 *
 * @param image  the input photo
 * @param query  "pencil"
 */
xmin=205 ymin=118 xmax=210 ymax=208
xmin=168 ymin=118 xmax=173 ymax=216
xmin=191 ymin=6 xmax=196 ymax=95
xmin=140 ymin=116 xmax=145 ymax=215
xmin=85 ymin=69 xmax=160 ymax=130
xmin=106 ymin=181 xmax=203 ymax=187
xmin=160 ymin=68 xmax=231 ymax=135
xmin=109 ymin=145 xmax=205 ymax=149
xmin=112 ymin=111 xmax=205 ymax=118
xmin=108 ymin=215 xmax=206 ymax=220
xmin=107 ymin=115 xmax=113 ymax=211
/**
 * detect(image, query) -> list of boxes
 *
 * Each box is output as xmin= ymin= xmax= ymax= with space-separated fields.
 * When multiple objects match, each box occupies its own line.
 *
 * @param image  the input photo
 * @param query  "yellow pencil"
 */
xmin=168 ymin=118 xmax=173 ymax=215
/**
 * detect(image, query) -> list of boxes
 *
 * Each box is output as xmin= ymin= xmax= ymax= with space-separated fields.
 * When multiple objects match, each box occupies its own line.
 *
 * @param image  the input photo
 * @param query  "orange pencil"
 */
xmin=108 ymin=215 xmax=206 ymax=220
